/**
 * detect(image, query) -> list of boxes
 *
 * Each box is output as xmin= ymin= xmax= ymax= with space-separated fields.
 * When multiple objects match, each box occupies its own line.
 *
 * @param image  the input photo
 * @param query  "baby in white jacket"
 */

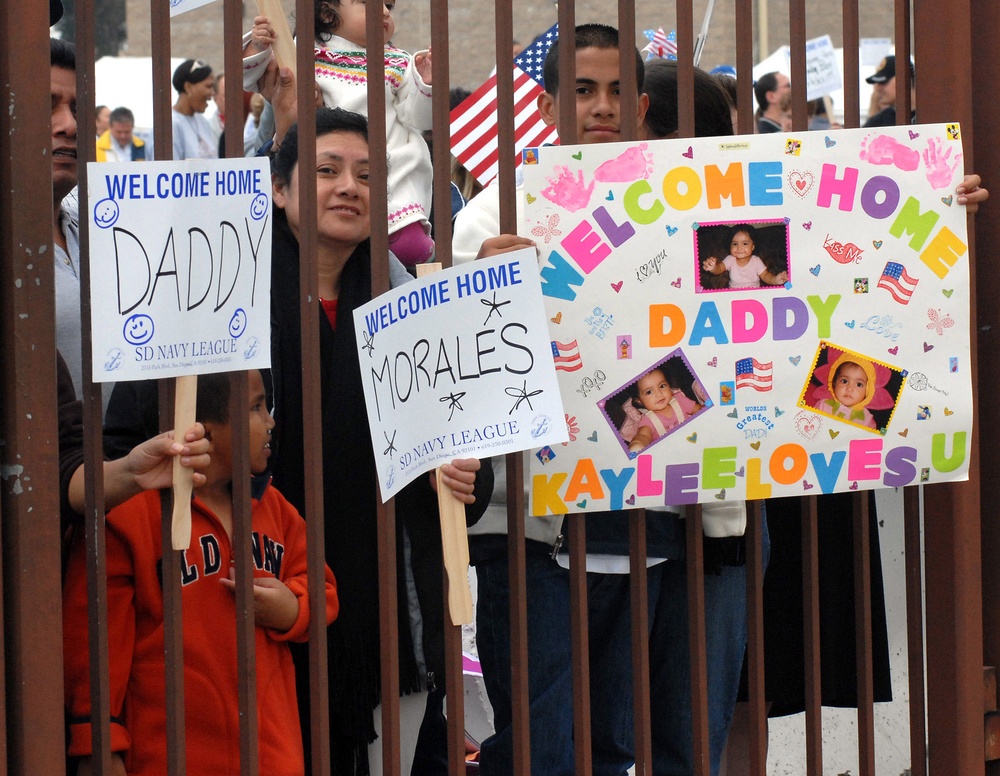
xmin=244 ymin=0 xmax=436 ymax=265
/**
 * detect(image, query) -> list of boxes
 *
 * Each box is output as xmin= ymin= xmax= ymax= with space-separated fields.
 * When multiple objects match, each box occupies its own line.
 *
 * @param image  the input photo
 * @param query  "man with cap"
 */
xmin=171 ymin=59 xmax=218 ymax=160
xmin=863 ymin=55 xmax=915 ymax=128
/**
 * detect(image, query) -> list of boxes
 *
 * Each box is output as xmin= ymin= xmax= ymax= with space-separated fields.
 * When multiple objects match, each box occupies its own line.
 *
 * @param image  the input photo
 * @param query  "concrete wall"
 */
xmin=125 ymin=0 xmax=896 ymax=90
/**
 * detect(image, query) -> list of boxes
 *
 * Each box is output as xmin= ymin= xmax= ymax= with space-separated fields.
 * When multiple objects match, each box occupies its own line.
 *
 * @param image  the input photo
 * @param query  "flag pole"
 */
xmin=693 ymin=0 xmax=718 ymax=68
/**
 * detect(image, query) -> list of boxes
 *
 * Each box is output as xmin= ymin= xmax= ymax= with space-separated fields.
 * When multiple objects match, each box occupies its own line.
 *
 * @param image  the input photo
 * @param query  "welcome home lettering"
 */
xmin=540 ymin=159 xmax=967 ymax=307
xmin=363 ymin=259 xmax=534 ymax=420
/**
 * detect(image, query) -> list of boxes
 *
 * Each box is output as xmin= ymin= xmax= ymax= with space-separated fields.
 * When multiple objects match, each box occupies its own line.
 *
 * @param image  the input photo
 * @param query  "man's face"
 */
xmin=874 ymin=76 xmax=896 ymax=109
xmin=769 ymin=73 xmax=790 ymax=106
xmin=537 ymin=46 xmax=649 ymax=145
xmin=51 ymin=66 xmax=78 ymax=201
xmin=110 ymin=120 xmax=133 ymax=147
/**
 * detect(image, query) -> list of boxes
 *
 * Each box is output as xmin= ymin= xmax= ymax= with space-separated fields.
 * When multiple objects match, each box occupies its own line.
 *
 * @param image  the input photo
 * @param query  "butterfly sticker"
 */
xmin=531 ymin=213 xmax=562 ymax=244
xmin=927 ymin=308 xmax=955 ymax=336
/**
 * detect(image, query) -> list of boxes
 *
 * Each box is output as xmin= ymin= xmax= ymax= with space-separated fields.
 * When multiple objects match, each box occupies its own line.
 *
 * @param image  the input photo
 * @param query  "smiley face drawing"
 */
xmin=94 ymin=198 xmax=120 ymax=229
xmin=229 ymin=308 xmax=248 ymax=339
xmin=122 ymin=313 xmax=154 ymax=345
xmin=250 ymin=193 xmax=269 ymax=221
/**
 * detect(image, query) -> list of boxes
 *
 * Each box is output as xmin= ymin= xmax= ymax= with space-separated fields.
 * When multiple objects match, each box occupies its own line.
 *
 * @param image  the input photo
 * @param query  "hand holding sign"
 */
xmin=255 ymin=0 xmax=296 ymax=78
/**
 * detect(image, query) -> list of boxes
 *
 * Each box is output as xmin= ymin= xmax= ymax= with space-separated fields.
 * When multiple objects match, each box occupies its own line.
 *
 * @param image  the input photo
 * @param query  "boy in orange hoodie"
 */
xmin=63 ymin=370 xmax=338 ymax=775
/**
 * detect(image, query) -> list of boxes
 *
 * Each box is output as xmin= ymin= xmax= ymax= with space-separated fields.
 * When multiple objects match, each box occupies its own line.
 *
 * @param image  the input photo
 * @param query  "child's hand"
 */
xmin=431 ymin=457 xmax=481 ymax=504
xmin=773 ymin=270 xmax=788 ymax=284
xmin=957 ymin=173 xmax=988 ymax=213
xmin=414 ymin=48 xmax=432 ymax=85
xmin=248 ymin=16 xmax=276 ymax=55
xmin=220 ymin=567 xmax=299 ymax=632
xmin=477 ymin=234 xmax=535 ymax=259
xmin=702 ymin=256 xmax=718 ymax=272
xmin=125 ymin=423 xmax=211 ymax=493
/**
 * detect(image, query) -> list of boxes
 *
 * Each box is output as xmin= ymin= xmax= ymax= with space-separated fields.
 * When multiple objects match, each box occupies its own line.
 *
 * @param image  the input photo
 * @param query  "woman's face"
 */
xmin=273 ymin=130 xmax=371 ymax=252
xmin=185 ymin=74 xmax=216 ymax=113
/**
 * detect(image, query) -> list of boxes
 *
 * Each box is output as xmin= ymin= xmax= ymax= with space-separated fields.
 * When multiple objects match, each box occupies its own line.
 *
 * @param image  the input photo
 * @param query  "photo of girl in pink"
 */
xmin=599 ymin=351 xmax=710 ymax=456
xmin=803 ymin=343 xmax=904 ymax=433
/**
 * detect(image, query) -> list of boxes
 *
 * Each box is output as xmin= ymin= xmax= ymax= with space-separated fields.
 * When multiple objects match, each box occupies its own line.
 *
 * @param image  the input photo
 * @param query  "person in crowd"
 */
xmin=64 ymin=370 xmax=338 ymax=776
xmin=95 ymin=106 xmax=148 ymax=162
xmin=864 ymin=55 xmax=915 ymax=127
xmin=454 ymin=28 xmax=753 ymax=776
xmin=95 ymin=104 xmax=110 ymax=140
xmin=171 ymin=58 xmax=218 ymax=160
xmin=753 ymin=71 xmax=789 ymax=133
xmin=243 ymin=0 xmax=436 ymax=266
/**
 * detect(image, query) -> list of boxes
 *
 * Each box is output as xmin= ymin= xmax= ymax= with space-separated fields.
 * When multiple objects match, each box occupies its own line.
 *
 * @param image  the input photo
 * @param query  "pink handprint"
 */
xmin=923 ymin=136 xmax=962 ymax=190
xmin=594 ymin=143 xmax=654 ymax=182
xmin=540 ymin=165 xmax=595 ymax=212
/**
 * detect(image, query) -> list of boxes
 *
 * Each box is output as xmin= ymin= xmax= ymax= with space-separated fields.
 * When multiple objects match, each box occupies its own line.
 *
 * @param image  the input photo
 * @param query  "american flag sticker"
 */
xmin=735 ymin=358 xmax=773 ymax=391
xmin=551 ymin=340 xmax=583 ymax=372
xmin=877 ymin=261 xmax=918 ymax=304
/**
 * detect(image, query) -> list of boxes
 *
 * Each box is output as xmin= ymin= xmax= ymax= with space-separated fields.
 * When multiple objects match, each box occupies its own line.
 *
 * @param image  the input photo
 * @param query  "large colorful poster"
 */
xmin=521 ymin=124 xmax=972 ymax=515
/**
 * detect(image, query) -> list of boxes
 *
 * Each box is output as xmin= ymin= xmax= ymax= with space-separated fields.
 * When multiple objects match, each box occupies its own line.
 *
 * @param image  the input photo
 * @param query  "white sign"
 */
xmin=170 ymin=0 xmax=217 ymax=17
xmin=87 ymin=158 xmax=272 ymax=382
xmin=860 ymin=38 xmax=893 ymax=67
xmin=353 ymin=249 xmax=568 ymax=501
xmin=805 ymin=35 xmax=842 ymax=101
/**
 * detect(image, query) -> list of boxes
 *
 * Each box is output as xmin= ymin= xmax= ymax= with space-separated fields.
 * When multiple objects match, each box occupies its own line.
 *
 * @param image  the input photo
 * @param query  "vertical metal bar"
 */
xmin=852 ymin=492 xmax=875 ymax=776
xmin=744 ymin=501 xmax=766 ymax=776
xmin=802 ymin=495 xmax=822 ymax=776
xmin=230 ymin=370 xmax=259 ymax=776
xmin=286 ymin=1 xmax=331 ymax=773
xmin=685 ymin=505 xmax=709 ymax=776
xmin=788 ymin=0 xmax=808 ymax=131
xmin=0 ymin=2 xmax=65 ymax=773
xmin=970 ymin=1 xmax=1000 ymax=775
xmin=894 ymin=0 xmax=912 ymax=125
xmin=74 ymin=0 xmax=114 ymax=770
xmin=840 ymin=0 xmax=860 ymax=128
xmin=568 ymin=517 xmax=592 ymax=776
xmin=617 ymin=0 xmax=637 ymax=139
xmin=912 ymin=0 xmax=983 ymax=772
xmin=427 ymin=3 xmax=465 ymax=773
xmin=676 ymin=0 xmax=695 ymax=138
xmin=903 ymin=487 xmax=927 ymax=776
xmin=147 ymin=2 xmax=186 ymax=771
xmin=366 ymin=3 xmax=399 ymax=773
xmin=733 ymin=0 xmax=755 ymax=135
xmin=222 ymin=0 xmax=245 ymax=160
xmin=493 ymin=2 xmax=532 ymax=773
xmin=629 ymin=510 xmax=652 ymax=775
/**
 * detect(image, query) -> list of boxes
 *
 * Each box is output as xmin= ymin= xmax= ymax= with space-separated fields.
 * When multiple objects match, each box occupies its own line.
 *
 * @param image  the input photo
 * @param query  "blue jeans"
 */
xmin=472 ymin=536 xmax=575 ymax=776
xmin=588 ymin=515 xmax=771 ymax=776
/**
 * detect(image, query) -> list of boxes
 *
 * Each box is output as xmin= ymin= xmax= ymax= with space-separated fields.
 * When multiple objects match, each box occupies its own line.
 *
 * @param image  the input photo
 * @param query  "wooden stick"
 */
xmin=417 ymin=262 xmax=474 ymax=625
xmin=255 ymin=0 xmax=297 ymax=78
xmin=171 ymin=374 xmax=198 ymax=550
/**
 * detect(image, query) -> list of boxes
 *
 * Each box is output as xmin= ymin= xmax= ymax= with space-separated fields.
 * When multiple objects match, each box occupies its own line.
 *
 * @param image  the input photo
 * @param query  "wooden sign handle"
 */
xmin=255 ymin=0 xmax=297 ymax=78
xmin=171 ymin=375 xmax=198 ymax=550
xmin=417 ymin=262 xmax=474 ymax=625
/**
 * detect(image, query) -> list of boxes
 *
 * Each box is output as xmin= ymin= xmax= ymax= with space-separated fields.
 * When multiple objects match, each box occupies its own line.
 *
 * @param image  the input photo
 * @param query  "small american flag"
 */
xmin=450 ymin=24 xmax=560 ymax=186
xmin=877 ymin=261 xmax=918 ymax=304
xmin=551 ymin=339 xmax=583 ymax=372
xmin=642 ymin=28 xmax=677 ymax=61
xmin=735 ymin=358 xmax=773 ymax=391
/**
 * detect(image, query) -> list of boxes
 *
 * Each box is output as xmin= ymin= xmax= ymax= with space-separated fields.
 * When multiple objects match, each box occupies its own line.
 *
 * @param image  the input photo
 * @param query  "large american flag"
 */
xmin=450 ymin=24 xmax=560 ymax=186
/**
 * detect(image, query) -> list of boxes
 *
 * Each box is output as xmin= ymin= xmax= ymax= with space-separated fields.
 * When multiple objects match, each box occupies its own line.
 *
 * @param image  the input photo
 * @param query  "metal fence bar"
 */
xmin=685 ymin=505 xmax=710 ymax=776
xmin=802 ymin=495 xmax=822 ymax=775
xmin=744 ymin=502 xmax=766 ymax=776
xmin=853 ymin=492 xmax=875 ymax=775
xmin=904 ymin=486 xmax=927 ymax=776
xmin=0 ymin=1 xmax=66 ymax=773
